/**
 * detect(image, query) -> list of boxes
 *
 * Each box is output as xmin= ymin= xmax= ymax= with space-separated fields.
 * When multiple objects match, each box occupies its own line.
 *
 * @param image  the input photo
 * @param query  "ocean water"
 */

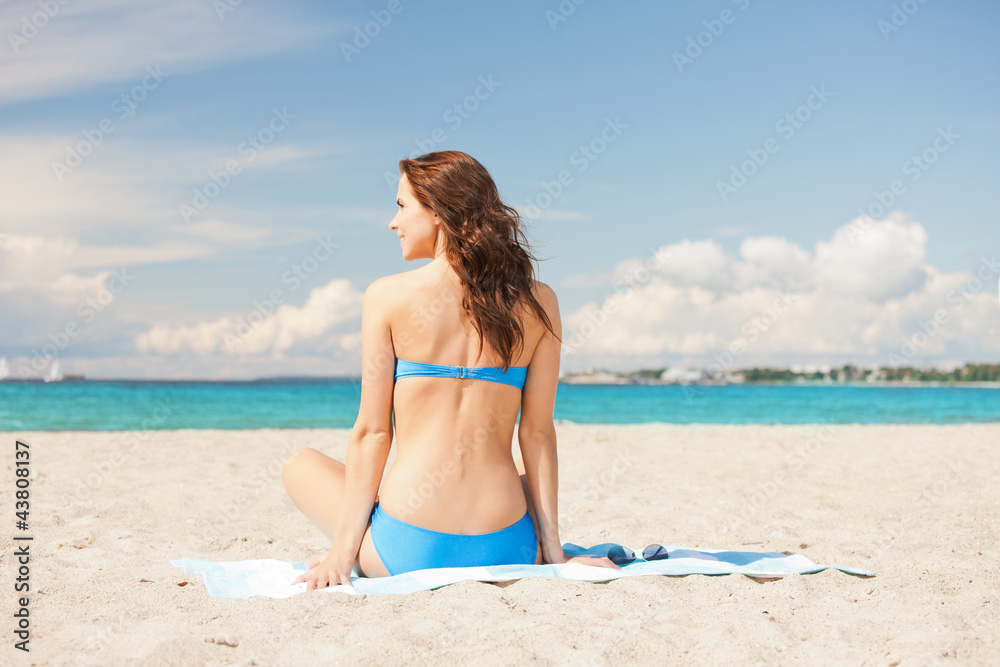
xmin=1 ymin=380 xmax=997 ymax=431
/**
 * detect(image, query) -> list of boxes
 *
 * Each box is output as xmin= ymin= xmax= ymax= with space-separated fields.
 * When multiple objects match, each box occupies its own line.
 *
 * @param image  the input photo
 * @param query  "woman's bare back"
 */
xmin=376 ymin=259 xmax=547 ymax=533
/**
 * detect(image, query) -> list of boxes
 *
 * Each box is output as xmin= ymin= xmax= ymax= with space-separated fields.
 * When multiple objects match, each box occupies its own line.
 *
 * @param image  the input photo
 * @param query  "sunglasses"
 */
xmin=642 ymin=544 xmax=669 ymax=561
xmin=605 ymin=544 xmax=670 ymax=565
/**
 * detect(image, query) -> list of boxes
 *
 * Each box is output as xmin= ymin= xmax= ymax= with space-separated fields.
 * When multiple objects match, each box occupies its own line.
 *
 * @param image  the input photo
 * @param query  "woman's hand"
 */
xmin=292 ymin=551 xmax=355 ymax=591
xmin=547 ymin=549 xmax=620 ymax=569
xmin=563 ymin=554 xmax=621 ymax=569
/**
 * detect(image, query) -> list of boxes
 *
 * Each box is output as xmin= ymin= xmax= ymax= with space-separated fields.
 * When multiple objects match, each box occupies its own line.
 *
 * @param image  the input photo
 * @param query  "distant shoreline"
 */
xmin=558 ymin=379 xmax=1000 ymax=388
xmin=2 ymin=377 xmax=998 ymax=388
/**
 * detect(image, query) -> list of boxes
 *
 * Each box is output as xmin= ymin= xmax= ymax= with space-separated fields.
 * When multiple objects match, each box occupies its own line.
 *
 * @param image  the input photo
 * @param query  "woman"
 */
xmin=283 ymin=150 xmax=618 ymax=590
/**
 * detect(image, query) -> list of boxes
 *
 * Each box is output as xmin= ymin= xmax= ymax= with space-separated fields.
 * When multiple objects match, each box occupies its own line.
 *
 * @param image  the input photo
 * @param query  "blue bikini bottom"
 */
xmin=369 ymin=502 xmax=538 ymax=576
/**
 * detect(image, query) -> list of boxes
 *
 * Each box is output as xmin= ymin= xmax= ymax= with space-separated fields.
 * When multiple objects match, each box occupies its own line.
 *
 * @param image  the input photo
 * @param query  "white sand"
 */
xmin=5 ymin=424 xmax=998 ymax=665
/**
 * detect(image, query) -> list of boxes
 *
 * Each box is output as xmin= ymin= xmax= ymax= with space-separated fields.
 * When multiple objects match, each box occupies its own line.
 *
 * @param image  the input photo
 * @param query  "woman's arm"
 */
xmin=517 ymin=283 xmax=567 ymax=564
xmin=519 ymin=431 xmax=564 ymax=563
xmin=323 ymin=280 xmax=396 ymax=574
xmin=517 ymin=284 xmax=618 ymax=570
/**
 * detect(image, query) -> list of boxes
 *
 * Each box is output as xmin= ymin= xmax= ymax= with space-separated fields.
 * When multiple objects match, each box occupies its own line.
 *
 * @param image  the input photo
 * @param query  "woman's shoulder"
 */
xmin=365 ymin=267 xmax=423 ymax=297
xmin=528 ymin=280 xmax=559 ymax=312
xmin=516 ymin=280 xmax=560 ymax=340
xmin=529 ymin=279 xmax=556 ymax=299
xmin=366 ymin=273 xmax=558 ymax=317
xmin=363 ymin=268 xmax=444 ymax=319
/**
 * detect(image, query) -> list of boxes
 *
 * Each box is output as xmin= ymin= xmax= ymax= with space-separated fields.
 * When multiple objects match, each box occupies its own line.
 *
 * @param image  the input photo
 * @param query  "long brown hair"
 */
xmin=398 ymin=150 xmax=560 ymax=371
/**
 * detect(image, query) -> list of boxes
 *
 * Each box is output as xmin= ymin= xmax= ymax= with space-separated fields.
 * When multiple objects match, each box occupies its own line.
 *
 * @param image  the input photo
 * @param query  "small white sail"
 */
xmin=0 ymin=357 xmax=8 ymax=380
xmin=44 ymin=359 xmax=63 ymax=382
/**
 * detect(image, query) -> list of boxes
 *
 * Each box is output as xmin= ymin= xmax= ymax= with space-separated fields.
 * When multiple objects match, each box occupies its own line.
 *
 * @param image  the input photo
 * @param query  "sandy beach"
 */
xmin=4 ymin=423 xmax=998 ymax=665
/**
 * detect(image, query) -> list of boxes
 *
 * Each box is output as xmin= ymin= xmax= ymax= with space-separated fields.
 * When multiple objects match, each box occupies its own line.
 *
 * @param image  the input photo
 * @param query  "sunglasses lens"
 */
xmin=607 ymin=545 xmax=636 ymax=565
xmin=643 ymin=544 xmax=668 ymax=560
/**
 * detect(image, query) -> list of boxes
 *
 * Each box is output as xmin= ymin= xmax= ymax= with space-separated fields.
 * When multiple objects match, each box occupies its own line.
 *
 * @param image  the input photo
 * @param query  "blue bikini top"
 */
xmin=394 ymin=358 xmax=528 ymax=390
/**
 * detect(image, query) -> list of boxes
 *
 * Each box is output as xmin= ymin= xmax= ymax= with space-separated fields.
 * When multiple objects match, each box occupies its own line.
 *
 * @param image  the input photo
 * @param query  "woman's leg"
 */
xmin=281 ymin=448 xmax=390 ymax=577
xmin=515 ymin=457 xmax=544 ymax=565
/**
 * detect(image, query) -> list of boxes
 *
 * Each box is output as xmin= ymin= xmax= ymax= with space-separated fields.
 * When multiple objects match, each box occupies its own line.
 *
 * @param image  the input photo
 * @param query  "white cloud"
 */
xmin=0 ymin=131 xmax=341 ymax=278
xmin=6 ymin=210 xmax=995 ymax=380
xmin=0 ymin=133 xmax=328 ymax=237
xmin=562 ymin=212 xmax=1000 ymax=369
xmin=135 ymin=279 xmax=364 ymax=358
xmin=0 ymin=123 xmax=377 ymax=374
xmin=49 ymin=269 xmax=115 ymax=304
xmin=0 ymin=242 xmax=137 ymax=363
xmin=646 ymin=239 xmax=730 ymax=290
xmin=0 ymin=233 xmax=211 ymax=293
xmin=0 ymin=0 xmax=340 ymax=104
xmin=737 ymin=235 xmax=813 ymax=290
xmin=0 ymin=234 xmax=79 ymax=290
xmin=813 ymin=213 xmax=928 ymax=301
xmin=179 ymin=219 xmax=275 ymax=245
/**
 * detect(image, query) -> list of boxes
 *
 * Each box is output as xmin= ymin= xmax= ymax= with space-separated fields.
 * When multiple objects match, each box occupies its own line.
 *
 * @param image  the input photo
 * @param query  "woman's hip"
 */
xmin=368 ymin=501 xmax=537 ymax=576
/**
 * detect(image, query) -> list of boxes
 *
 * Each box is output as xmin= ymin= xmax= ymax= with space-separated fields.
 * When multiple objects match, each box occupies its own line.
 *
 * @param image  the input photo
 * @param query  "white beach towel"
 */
xmin=171 ymin=543 xmax=874 ymax=598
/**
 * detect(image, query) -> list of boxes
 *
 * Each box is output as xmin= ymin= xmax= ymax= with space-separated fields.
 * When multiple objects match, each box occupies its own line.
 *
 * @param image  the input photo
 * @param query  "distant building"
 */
xmin=660 ymin=367 xmax=706 ymax=383
xmin=560 ymin=370 xmax=631 ymax=385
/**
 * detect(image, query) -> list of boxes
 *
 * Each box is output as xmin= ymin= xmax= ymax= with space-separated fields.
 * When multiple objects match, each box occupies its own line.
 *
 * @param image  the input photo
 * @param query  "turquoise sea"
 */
xmin=1 ymin=380 xmax=998 ymax=431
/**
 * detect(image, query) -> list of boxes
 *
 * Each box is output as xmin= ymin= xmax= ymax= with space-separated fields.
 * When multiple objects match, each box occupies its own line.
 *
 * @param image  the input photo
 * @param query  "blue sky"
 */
xmin=1 ymin=0 xmax=997 ymax=379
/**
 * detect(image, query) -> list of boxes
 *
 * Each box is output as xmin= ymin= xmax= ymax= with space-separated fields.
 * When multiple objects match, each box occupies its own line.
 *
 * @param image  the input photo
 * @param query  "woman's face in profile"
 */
xmin=390 ymin=174 xmax=439 ymax=261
